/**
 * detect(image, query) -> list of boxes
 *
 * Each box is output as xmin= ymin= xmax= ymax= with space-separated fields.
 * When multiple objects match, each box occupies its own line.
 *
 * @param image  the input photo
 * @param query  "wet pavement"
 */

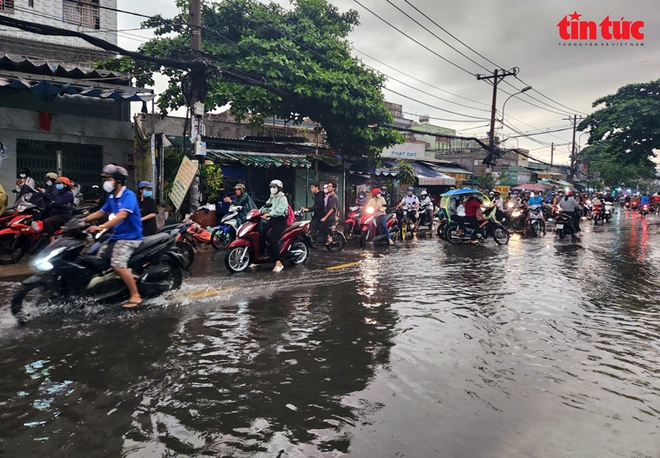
xmin=0 ymin=209 xmax=660 ymax=457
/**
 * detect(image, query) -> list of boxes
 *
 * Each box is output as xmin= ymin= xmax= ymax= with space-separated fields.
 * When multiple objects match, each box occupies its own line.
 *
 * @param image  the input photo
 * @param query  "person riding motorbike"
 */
xmin=223 ymin=183 xmax=256 ymax=226
xmin=631 ymin=194 xmax=640 ymax=209
xmin=464 ymin=195 xmax=485 ymax=244
xmin=42 ymin=177 xmax=74 ymax=242
xmin=640 ymin=193 xmax=650 ymax=206
xmin=39 ymin=172 xmax=59 ymax=201
xmin=138 ymin=181 xmax=158 ymax=237
xmin=397 ymin=186 xmax=420 ymax=241
xmin=15 ymin=168 xmax=36 ymax=196
xmin=366 ymin=188 xmax=393 ymax=245
xmin=525 ymin=190 xmax=546 ymax=236
xmin=557 ymin=189 xmax=582 ymax=237
xmin=301 ymin=182 xmax=326 ymax=243
xmin=84 ymin=165 xmax=144 ymax=308
xmin=419 ymin=190 xmax=434 ymax=230
xmin=259 ymin=180 xmax=289 ymax=273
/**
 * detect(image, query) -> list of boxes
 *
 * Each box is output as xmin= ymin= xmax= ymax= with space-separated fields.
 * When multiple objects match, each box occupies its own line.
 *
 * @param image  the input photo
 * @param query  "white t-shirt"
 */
xmin=400 ymin=195 xmax=420 ymax=207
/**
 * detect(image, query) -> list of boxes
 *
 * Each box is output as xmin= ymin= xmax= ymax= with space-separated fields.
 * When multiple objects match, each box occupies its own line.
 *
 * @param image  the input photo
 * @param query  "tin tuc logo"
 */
xmin=557 ymin=11 xmax=644 ymax=40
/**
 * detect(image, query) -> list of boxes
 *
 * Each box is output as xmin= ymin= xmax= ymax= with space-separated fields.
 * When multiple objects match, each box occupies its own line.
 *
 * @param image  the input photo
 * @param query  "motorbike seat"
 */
xmin=283 ymin=221 xmax=308 ymax=235
xmin=80 ymin=253 xmax=110 ymax=270
xmin=134 ymin=233 xmax=172 ymax=254
xmin=385 ymin=213 xmax=396 ymax=222
xmin=157 ymin=223 xmax=183 ymax=234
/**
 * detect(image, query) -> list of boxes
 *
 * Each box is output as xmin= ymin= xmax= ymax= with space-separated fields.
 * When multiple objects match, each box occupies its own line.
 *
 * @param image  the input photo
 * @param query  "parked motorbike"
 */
xmin=211 ymin=205 xmax=241 ymax=250
xmin=554 ymin=211 xmax=579 ymax=239
xmin=224 ymin=209 xmax=312 ymax=273
xmin=10 ymin=218 xmax=187 ymax=325
xmin=527 ymin=205 xmax=544 ymax=236
xmin=298 ymin=211 xmax=345 ymax=252
xmin=343 ymin=205 xmax=363 ymax=240
xmin=359 ymin=206 xmax=398 ymax=246
xmin=0 ymin=203 xmax=51 ymax=264
xmin=444 ymin=205 xmax=509 ymax=245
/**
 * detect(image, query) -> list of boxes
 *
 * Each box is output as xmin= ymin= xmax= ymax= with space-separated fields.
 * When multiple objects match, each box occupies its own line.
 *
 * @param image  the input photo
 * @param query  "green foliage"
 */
xmin=477 ymin=175 xmax=495 ymax=190
xmin=99 ymin=0 xmax=403 ymax=157
xmin=396 ymin=160 xmax=416 ymax=185
xmin=578 ymin=79 xmax=660 ymax=164
xmin=200 ymin=163 xmax=224 ymax=201
xmin=579 ymin=140 xmax=656 ymax=187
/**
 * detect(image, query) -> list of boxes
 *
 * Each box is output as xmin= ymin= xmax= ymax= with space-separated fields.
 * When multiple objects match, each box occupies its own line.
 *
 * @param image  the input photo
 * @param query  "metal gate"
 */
xmin=16 ymin=139 xmax=103 ymax=195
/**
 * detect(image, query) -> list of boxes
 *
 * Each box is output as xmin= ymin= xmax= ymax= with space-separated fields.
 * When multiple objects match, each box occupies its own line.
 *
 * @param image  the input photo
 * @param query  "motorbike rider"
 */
xmin=224 ymin=183 xmax=256 ymax=226
xmin=465 ymin=195 xmax=485 ymax=244
xmin=39 ymin=172 xmax=59 ymax=201
xmin=557 ymin=189 xmax=582 ymax=237
xmin=42 ymin=177 xmax=74 ymax=242
xmin=525 ymin=190 xmax=546 ymax=236
xmin=320 ymin=181 xmax=339 ymax=244
xmin=70 ymin=178 xmax=83 ymax=206
xmin=366 ymin=188 xmax=393 ymax=245
xmin=259 ymin=179 xmax=289 ymax=273
xmin=397 ymin=186 xmax=420 ymax=241
xmin=15 ymin=168 xmax=36 ymax=195
xmin=301 ymin=182 xmax=326 ymax=243
xmin=631 ymin=194 xmax=640 ymax=209
xmin=84 ymin=165 xmax=144 ymax=308
xmin=138 ymin=181 xmax=158 ymax=237
xmin=640 ymin=193 xmax=650 ymax=207
xmin=419 ymin=190 xmax=434 ymax=230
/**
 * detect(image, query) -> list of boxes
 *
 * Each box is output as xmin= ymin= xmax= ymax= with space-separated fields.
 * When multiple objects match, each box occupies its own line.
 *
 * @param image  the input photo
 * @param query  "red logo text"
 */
xmin=558 ymin=11 xmax=644 ymax=40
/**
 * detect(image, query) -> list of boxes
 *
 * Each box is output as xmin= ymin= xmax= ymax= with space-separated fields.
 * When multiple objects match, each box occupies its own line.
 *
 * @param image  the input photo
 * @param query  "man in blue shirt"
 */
xmin=525 ymin=190 xmax=546 ymax=236
xmin=83 ymin=165 xmax=144 ymax=308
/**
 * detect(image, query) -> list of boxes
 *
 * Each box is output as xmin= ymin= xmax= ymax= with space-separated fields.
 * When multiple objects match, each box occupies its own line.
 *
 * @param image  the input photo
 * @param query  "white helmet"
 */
xmin=420 ymin=191 xmax=428 ymax=197
xmin=269 ymin=179 xmax=283 ymax=188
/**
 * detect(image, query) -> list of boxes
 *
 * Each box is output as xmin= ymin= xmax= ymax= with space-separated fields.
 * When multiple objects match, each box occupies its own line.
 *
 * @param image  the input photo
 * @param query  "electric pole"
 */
xmin=190 ymin=0 xmax=206 ymax=157
xmin=565 ymin=115 xmax=582 ymax=182
xmin=476 ymin=68 xmax=520 ymax=173
xmin=550 ymin=142 xmax=554 ymax=167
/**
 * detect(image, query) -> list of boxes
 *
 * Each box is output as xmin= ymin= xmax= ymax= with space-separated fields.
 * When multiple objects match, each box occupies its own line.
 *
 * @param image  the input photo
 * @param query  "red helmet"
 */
xmin=566 ymin=190 xmax=574 ymax=196
xmin=371 ymin=188 xmax=381 ymax=195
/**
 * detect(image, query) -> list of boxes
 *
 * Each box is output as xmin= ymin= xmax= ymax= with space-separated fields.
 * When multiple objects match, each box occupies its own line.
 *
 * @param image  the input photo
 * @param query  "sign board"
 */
xmin=169 ymin=156 xmax=198 ymax=211
xmin=381 ymin=142 xmax=426 ymax=160
xmin=494 ymin=185 xmax=510 ymax=197
xmin=516 ymin=172 xmax=531 ymax=184
xmin=445 ymin=173 xmax=467 ymax=185
xmin=195 ymin=140 xmax=206 ymax=156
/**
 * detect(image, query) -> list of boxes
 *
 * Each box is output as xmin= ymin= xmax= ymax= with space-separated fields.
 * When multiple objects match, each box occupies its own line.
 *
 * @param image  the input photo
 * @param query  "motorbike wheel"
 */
xmin=343 ymin=223 xmax=354 ymax=241
xmin=11 ymin=283 xmax=55 ymax=325
xmin=210 ymin=228 xmax=230 ymax=250
xmin=224 ymin=246 xmax=251 ymax=273
xmin=326 ymin=232 xmax=345 ymax=252
xmin=175 ymin=241 xmax=195 ymax=268
xmin=531 ymin=221 xmax=541 ymax=236
xmin=436 ymin=224 xmax=444 ymax=238
xmin=557 ymin=229 xmax=565 ymax=240
xmin=289 ymin=240 xmax=309 ymax=265
xmin=446 ymin=225 xmax=463 ymax=244
xmin=492 ymin=226 xmax=510 ymax=245
xmin=165 ymin=264 xmax=183 ymax=290
xmin=0 ymin=235 xmax=27 ymax=265
xmin=359 ymin=231 xmax=368 ymax=247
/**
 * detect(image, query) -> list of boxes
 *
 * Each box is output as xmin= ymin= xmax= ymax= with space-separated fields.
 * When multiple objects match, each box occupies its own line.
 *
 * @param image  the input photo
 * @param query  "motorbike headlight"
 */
xmin=512 ymin=211 xmax=521 ymax=217
xmin=507 ymin=202 xmax=514 ymax=208
xmin=32 ymin=246 xmax=66 ymax=271
xmin=366 ymin=207 xmax=375 ymax=214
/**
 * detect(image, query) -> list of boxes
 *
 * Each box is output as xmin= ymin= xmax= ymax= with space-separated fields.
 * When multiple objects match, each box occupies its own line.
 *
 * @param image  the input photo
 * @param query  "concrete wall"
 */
xmin=0 ymin=105 xmax=133 ymax=188
xmin=0 ymin=0 xmax=117 ymax=49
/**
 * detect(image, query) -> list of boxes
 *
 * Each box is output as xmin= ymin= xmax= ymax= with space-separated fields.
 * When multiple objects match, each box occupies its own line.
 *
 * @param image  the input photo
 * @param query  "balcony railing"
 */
xmin=62 ymin=0 xmax=100 ymax=30
xmin=0 ymin=0 xmax=15 ymax=14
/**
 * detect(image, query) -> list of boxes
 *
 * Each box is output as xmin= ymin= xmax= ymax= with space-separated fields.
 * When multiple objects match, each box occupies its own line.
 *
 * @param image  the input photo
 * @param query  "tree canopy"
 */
xmin=579 ymin=140 xmax=657 ymax=187
xmin=578 ymin=79 xmax=660 ymax=164
xmin=104 ymin=0 xmax=403 ymax=157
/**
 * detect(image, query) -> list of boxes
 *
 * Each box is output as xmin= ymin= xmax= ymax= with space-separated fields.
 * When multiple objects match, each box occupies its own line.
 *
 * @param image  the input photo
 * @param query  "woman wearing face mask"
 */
xmin=137 ymin=181 xmax=158 ymax=236
xmin=40 ymin=172 xmax=59 ymax=200
xmin=69 ymin=177 xmax=82 ymax=206
xmin=15 ymin=168 xmax=35 ymax=194
xmin=259 ymin=179 xmax=288 ymax=272
xmin=42 ymin=177 xmax=74 ymax=242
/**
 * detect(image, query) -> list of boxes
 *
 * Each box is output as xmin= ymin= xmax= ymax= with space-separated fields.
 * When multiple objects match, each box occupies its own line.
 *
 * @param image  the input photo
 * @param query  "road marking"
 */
xmin=188 ymin=286 xmax=239 ymax=299
xmin=326 ymin=261 xmax=360 ymax=270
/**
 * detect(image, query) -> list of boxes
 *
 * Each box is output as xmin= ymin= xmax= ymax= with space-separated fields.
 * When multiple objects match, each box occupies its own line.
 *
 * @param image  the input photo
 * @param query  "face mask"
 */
xmin=46 ymin=180 xmax=52 ymax=187
xmin=71 ymin=182 xmax=76 ymax=187
xmin=408 ymin=191 xmax=413 ymax=196
xmin=55 ymin=184 xmax=64 ymax=191
xmin=323 ymin=188 xmax=328 ymax=194
xmin=103 ymin=181 xmax=115 ymax=193
xmin=19 ymin=174 xmax=26 ymax=178
xmin=143 ymin=190 xmax=152 ymax=198
xmin=270 ymin=187 xmax=278 ymax=196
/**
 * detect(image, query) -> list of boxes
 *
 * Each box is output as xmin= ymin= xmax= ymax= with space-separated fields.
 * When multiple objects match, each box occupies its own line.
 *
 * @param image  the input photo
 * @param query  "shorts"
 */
xmin=98 ymin=239 xmax=142 ymax=269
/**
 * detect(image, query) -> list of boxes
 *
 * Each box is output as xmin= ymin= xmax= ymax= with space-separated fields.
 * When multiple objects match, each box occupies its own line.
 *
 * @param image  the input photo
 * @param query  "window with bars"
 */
xmin=0 ymin=0 xmax=15 ymax=14
xmin=62 ymin=0 xmax=100 ymax=30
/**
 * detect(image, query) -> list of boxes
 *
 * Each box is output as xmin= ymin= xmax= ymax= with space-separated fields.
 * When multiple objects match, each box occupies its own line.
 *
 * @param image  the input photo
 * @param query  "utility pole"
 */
xmin=550 ymin=142 xmax=554 ymax=167
xmin=189 ymin=0 xmax=206 ymax=158
xmin=476 ymin=68 xmax=519 ymax=173
xmin=565 ymin=115 xmax=581 ymax=182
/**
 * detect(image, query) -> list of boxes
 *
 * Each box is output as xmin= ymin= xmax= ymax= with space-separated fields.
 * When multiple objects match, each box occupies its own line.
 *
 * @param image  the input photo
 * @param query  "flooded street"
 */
xmin=1 ymin=209 xmax=660 ymax=457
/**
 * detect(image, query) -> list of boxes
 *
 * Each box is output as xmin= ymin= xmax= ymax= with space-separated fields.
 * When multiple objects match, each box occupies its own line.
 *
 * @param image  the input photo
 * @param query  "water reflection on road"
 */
xmin=1 ymin=209 xmax=660 ymax=457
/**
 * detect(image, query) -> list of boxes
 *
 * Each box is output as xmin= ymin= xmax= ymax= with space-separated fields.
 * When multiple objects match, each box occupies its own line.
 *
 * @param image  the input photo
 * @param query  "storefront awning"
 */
xmin=207 ymin=149 xmax=311 ymax=168
xmin=411 ymin=162 xmax=456 ymax=186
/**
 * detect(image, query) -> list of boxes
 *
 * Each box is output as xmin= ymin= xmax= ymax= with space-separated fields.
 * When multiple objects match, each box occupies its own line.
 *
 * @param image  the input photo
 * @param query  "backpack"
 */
xmin=286 ymin=204 xmax=295 ymax=226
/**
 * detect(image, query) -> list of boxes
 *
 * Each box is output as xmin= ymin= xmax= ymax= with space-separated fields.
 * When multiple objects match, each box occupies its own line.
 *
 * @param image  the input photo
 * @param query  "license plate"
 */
xmin=555 ymin=224 xmax=564 ymax=229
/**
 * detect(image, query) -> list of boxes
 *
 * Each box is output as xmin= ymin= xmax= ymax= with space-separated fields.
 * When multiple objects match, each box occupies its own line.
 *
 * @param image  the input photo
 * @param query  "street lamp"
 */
xmin=500 ymin=86 xmax=532 ymax=127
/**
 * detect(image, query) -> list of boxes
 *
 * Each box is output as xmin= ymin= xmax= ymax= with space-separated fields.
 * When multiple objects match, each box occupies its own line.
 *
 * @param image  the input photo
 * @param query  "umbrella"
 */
xmin=512 ymin=183 xmax=546 ymax=192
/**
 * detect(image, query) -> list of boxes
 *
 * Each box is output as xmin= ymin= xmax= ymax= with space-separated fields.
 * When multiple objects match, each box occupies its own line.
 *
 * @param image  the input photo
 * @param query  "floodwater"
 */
xmin=1 ymin=209 xmax=659 ymax=457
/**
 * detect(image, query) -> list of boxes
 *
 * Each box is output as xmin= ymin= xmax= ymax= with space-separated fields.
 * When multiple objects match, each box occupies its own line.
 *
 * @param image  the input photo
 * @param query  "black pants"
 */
xmin=309 ymin=217 xmax=323 ymax=242
xmin=43 ymin=214 xmax=69 ymax=237
xmin=319 ymin=218 xmax=334 ymax=241
xmin=466 ymin=216 xmax=481 ymax=240
xmin=259 ymin=216 xmax=287 ymax=261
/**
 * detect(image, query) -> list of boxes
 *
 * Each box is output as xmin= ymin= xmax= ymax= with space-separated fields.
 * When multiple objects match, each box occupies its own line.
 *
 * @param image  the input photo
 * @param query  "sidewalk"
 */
xmin=0 ymin=258 xmax=34 ymax=282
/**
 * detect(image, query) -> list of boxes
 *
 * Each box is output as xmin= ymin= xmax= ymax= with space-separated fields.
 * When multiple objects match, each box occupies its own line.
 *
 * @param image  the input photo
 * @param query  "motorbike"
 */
xmin=630 ymin=201 xmax=639 ymax=211
xmin=211 ymin=205 xmax=241 ymax=250
xmin=507 ymin=204 xmax=526 ymax=231
xmin=224 ymin=209 xmax=312 ymax=273
xmin=299 ymin=211 xmax=345 ymax=252
xmin=591 ymin=203 xmax=603 ymax=224
xmin=417 ymin=200 xmax=435 ymax=230
xmin=10 ymin=218 xmax=187 ymax=325
xmin=359 ymin=206 xmax=398 ymax=246
xmin=603 ymin=201 xmax=614 ymax=222
xmin=554 ymin=211 xmax=579 ymax=239
xmin=0 ymin=203 xmax=51 ymax=264
xmin=444 ymin=205 xmax=509 ymax=245
xmin=639 ymin=203 xmax=650 ymax=218
xmin=527 ymin=204 xmax=545 ymax=236
xmin=396 ymin=205 xmax=417 ymax=241
xmin=582 ymin=200 xmax=593 ymax=220
xmin=157 ymin=223 xmax=198 ymax=268
xmin=343 ymin=205 xmax=363 ymax=240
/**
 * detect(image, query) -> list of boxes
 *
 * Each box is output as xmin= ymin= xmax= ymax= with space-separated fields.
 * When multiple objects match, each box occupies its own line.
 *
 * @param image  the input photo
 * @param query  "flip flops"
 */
xmin=122 ymin=299 xmax=143 ymax=309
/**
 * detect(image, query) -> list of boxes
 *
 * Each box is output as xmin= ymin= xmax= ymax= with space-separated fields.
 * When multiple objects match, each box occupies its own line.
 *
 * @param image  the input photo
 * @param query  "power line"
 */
xmin=383 ymin=87 xmax=490 ymax=121
xmin=515 ymin=75 xmax=588 ymax=116
xmin=352 ymin=0 xmax=477 ymax=77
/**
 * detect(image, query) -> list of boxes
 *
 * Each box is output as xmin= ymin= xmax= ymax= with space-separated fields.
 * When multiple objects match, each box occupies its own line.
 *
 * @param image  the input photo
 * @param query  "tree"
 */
xmin=578 ymin=79 xmax=660 ymax=164
xmin=102 ymin=0 xmax=403 ymax=157
xmin=396 ymin=160 xmax=416 ymax=186
xmin=579 ymin=140 xmax=656 ymax=188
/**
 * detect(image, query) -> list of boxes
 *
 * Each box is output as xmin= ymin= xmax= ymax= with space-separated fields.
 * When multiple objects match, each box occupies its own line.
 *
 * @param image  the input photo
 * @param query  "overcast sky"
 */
xmin=117 ymin=0 xmax=660 ymax=165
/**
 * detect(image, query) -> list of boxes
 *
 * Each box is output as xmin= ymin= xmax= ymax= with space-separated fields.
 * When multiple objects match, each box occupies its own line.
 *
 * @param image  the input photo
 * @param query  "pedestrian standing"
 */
xmin=301 ymin=182 xmax=326 ymax=243
xmin=138 ymin=181 xmax=158 ymax=237
xmin=320 ymin=182 xmax=339 ymax=244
